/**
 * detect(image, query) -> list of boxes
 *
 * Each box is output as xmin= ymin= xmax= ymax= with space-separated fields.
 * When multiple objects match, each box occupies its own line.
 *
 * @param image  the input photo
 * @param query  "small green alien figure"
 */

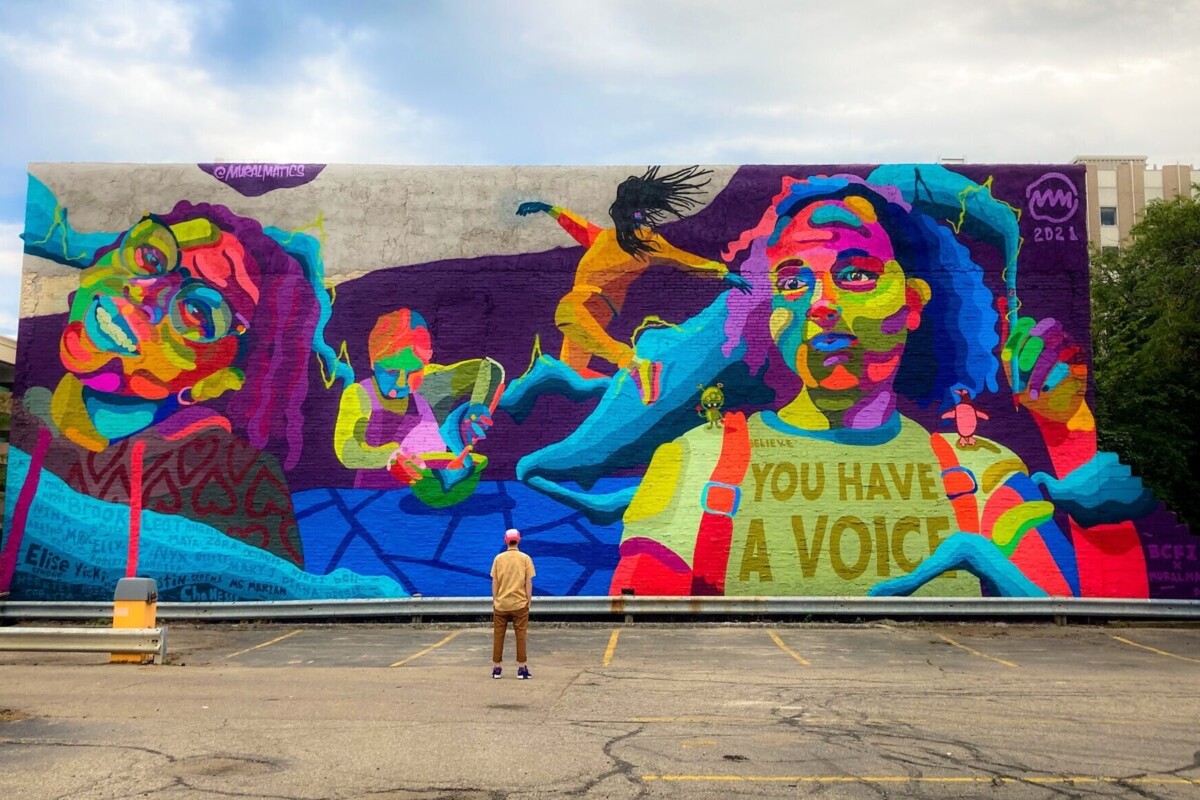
xmin=695 ymin=383 xmax=725 ymax=430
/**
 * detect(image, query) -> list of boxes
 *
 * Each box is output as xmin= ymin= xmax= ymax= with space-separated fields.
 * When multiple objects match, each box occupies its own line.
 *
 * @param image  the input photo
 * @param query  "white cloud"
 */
xmin=0 ymin=223 xmax=21 ymax=280
xmin=0 ymin=0 xmax=446 ymax=164
xmin=0 ymin=310 xmax=17 ymax=339
xmin=487 ymin=0 xmax=1200 ymax=167
xmin=0 ymin=223 xmax=21 ymax=338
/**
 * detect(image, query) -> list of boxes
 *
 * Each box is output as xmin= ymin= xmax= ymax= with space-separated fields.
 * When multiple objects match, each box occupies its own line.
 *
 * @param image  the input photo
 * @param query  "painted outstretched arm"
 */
xmin=644 ymin=233 xmax=751 ymax=294
xmin=868 ymin=433 xmax=1080 ymax=599
xmin=516 ymin=202 xmax=603 ymax=247
xmin=868 ymin=533 xmax=1050 ymax=598
xmin=333 ymin=383 xmax=398 ymax=470
xmin=870 ymin=466 xmax=1075 ymax=599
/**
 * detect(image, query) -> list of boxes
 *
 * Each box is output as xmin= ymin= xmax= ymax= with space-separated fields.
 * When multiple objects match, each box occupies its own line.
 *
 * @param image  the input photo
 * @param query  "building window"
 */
xmin=1100 ymin=206 xmax=1118 ymax=226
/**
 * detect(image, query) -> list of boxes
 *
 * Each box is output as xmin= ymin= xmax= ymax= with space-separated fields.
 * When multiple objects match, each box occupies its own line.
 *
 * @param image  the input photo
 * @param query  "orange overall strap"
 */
xmin=929 ymin=434 xmax=981 ymax=535
xmin=691 ymin=412 xmax=751 ymax=595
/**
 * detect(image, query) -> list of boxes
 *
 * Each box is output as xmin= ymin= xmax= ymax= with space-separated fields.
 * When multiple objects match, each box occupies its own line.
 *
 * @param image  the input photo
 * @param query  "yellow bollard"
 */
xmin=111 ymin=577 xmax=158 ymax=664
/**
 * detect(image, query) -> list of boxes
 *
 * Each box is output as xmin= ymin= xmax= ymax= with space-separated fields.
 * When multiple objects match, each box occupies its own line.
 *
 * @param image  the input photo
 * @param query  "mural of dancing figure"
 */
xmin=516 ymin=166 xmax=751 ymax=404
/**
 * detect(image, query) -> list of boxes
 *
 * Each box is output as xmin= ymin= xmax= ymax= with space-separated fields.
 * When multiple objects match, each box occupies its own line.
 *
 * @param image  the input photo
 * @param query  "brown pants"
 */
xmin=492 ymin=607 xmax=529 ymax=663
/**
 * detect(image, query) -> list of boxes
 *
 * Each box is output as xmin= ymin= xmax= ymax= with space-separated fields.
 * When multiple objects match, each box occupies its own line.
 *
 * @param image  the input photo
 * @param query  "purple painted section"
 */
xmin=197 ymin=163 xmax=325 ymax=196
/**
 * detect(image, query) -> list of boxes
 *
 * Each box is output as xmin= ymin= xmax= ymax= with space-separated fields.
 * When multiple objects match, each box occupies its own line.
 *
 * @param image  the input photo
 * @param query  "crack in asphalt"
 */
xmin=0 ymin=737 xmax=178 ymax=763
xmin=0 ymin=740 xmax=308 ymax=800
xmin=135 ymin=781 xmax=309 ymax=800
xmin=564 ymin=725 xmax=647 ymax=800
xmin=764 ymin=699 xmax=1184 ymax=800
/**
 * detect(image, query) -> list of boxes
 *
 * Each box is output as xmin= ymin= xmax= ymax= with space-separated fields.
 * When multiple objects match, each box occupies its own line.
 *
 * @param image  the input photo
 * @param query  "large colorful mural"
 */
xmin=2 ymin=163 xmax=1196 ymax=602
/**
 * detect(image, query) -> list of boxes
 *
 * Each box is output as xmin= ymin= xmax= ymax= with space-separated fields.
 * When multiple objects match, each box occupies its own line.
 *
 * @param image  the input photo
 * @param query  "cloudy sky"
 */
xmin=2 ymin=0 xmax=1198 ymax=339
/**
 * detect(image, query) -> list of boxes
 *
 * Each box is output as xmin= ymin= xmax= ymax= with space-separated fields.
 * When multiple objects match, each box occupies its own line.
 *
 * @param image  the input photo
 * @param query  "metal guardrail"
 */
xmin=0 ymin=626 xmax=168 ymax=662
xmin=1 ymin=596 xmax=1199 ymax=621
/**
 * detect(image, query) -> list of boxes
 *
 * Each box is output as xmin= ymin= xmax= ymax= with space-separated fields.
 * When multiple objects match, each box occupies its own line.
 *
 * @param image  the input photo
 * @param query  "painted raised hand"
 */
xmin=516 ymin=201 xmax=552 ymax=216
xmin=457 ymin=402 xmax=494 ymax=447
xmin=1002 ymin=315 xmax=1088 ymax=426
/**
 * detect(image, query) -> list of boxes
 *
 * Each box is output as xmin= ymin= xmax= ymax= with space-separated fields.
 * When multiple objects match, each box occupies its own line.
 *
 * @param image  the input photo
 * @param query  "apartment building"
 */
xmin=1072 ymin=156 xmax=1195 ymax=250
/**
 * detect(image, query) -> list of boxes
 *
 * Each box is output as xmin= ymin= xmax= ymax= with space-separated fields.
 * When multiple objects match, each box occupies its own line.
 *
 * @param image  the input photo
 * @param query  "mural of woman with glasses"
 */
xmin=10 ymin=198 xmax=359 ymax=587
xmin=7 ymin=194 xmax=407 ymax=600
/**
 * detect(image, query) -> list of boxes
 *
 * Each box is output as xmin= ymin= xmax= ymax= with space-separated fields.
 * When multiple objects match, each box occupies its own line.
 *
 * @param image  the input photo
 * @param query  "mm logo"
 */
xmin=1026 ymin=172 xmax=1079 ymax=224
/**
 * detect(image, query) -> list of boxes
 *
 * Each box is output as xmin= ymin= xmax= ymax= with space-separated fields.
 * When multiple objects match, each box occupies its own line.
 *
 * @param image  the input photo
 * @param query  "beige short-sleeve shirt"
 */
xmin=491 ymin=549 xmax=536 ymax=611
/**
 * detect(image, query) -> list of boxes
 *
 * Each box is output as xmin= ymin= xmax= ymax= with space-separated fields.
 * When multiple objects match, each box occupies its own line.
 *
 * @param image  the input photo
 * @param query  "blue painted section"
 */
xmin=1032 ymin=451 xmax=1159 ymax=529
xmin=868 ymin=532 xmax=1049 ymax=598
xmin=292 ymin=478 xmax=626 ymax=597
xmin=23 ymin=175 xmax=117 ymax=268
xmin=3 ymin=448 xmax=408 ymax=601
xmin=506 ymin=297 xmax=772 ymax=522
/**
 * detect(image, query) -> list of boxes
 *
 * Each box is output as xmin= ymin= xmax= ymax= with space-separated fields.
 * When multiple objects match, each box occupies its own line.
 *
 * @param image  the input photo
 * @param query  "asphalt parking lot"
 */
xmin=2 ymin=621 xmax=1199 ymax=798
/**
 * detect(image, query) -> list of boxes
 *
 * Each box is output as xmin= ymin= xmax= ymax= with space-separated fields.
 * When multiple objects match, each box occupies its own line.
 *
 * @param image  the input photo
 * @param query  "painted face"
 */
xmin=766 ymin=198 xmax=929 ymax=407
xmin=700 ymin=385 xmax=725 ymax=410
xmin=60 ymin=218 xmax=255 ymax=401
xmin=373 ymin=345 xmax=429 ymax=400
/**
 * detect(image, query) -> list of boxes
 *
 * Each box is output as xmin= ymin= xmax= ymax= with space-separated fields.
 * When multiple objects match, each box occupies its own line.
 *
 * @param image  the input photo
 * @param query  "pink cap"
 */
xmin=504 ymin=528 xmax=521 ymax=543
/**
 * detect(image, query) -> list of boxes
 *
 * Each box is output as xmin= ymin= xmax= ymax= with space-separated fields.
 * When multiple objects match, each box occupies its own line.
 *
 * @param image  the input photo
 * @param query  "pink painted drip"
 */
xmin=126 ymin=440 xmax=147 ymax=578
xmin=0 ymin=427 xmax=53 ymax=593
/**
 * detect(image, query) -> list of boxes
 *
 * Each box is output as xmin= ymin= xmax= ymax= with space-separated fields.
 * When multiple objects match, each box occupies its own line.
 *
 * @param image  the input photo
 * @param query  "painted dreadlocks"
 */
xmin=609 ymin=166 xmax=713 ymax=258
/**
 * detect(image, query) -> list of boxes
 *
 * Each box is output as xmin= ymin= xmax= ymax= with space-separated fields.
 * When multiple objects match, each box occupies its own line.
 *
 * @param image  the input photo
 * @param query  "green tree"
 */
xmin=1091 ymin=186 xmax=1200 ymax=526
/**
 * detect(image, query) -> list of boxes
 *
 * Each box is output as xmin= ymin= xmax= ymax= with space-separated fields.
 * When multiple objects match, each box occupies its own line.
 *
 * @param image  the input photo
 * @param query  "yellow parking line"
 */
xmin=768 ymin=631 xmax=810 ymax=666
xmin=389 ymin=630 xmax=463 ymax=667
xmin=630 ymin=716 xmax=768 ymax=724
xmin=680 ymin=738 xmax=717 ymax=749
xmin=602 ymin=629 xmax=621 ymax=667
xmin=222 ymin=629 xmax=302 ymax=660
xmin=937 ymin=634 xmax=1018 ymax=668
xmin=642 ymin=775 xmax=1199 ymax=785
xmin=1111 ymin=635 xmax=1200 ymax=665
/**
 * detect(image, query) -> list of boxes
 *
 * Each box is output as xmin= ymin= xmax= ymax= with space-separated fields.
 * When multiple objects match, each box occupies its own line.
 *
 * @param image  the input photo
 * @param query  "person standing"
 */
xmin=491 ymin=528 xmax=535 ymax=679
